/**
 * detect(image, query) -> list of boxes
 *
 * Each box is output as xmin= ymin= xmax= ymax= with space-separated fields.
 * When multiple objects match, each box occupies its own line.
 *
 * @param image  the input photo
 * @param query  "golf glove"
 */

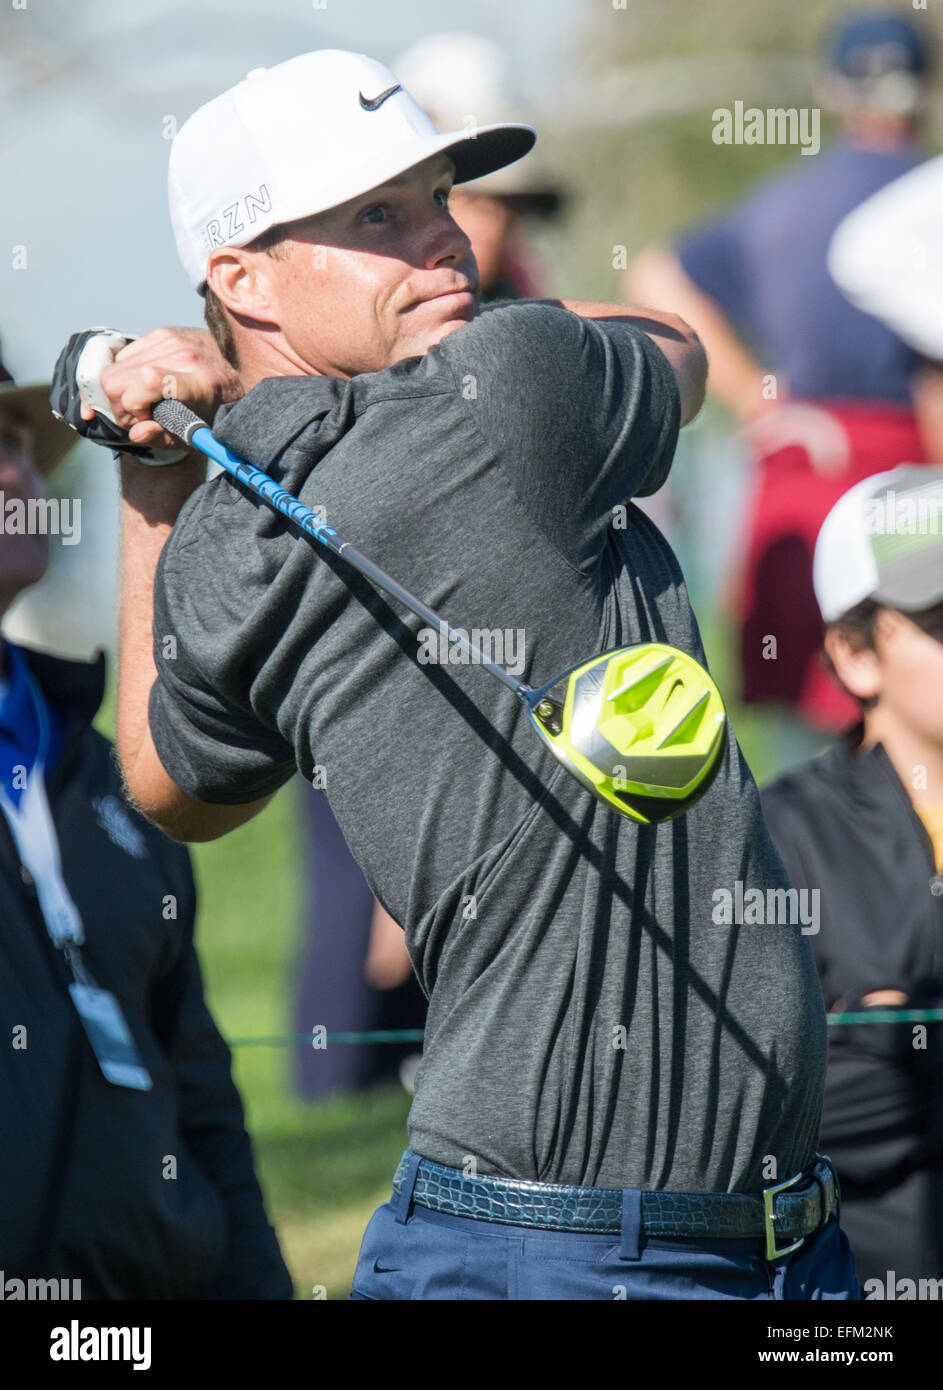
xmin=50 ymin=328 xmax=189 ymax=465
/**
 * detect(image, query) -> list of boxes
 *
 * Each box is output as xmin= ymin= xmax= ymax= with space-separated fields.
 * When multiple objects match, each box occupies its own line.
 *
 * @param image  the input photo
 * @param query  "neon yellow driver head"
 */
xmin=526 ymin=643 xmax=727 ymax=824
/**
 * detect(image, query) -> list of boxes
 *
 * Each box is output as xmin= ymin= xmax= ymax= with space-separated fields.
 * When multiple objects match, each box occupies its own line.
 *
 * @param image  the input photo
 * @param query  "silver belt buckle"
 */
xmin=763 ymin=1170 xmax=806 ymax=1261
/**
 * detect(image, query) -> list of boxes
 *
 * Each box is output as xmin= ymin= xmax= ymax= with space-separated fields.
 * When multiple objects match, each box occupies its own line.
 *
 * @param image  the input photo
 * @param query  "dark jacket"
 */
xmin=0 ymin=645 xmax=292 ymax=1299
xmin=761 ymin=725 xmax=943 ymax=1189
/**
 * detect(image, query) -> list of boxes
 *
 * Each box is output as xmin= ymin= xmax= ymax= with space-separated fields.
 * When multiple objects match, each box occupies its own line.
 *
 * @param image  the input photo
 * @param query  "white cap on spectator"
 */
xmin=168 ymin=49 xmax=536 ymax=291
xmin=814 ymin=465 xmax=943 ymax=621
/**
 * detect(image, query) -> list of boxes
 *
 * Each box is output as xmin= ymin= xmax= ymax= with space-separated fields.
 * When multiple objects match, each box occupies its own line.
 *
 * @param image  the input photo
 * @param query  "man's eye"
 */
xmin=435 ymin=189 xmax=451 ymax=207
xmin=361 ymin=205 xmax=387 ymax=225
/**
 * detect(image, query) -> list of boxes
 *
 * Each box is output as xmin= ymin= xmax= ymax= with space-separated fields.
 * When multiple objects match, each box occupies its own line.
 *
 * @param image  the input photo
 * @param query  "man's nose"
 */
xmin=426 ymin=211 xmax=474 ymax=270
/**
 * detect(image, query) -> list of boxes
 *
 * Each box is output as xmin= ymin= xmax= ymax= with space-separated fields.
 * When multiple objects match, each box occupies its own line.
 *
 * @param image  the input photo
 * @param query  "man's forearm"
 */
xmin=59 ymin=326 xmax=270 ymax=841
xmin=553 ymin=298 xmax=683 ymax=326
xmin=531 ymin=295 xmax=691 ymax=333
xmin=116 ymin=454 xmax=276 ymax=843
xmin=116 ymin=453 xmax=206 ymax=788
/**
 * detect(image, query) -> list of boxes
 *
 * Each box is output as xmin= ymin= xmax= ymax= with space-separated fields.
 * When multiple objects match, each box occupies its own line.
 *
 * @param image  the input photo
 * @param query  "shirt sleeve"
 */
xmin=148 ymin=528 xmax=298 ymax=806
xmin=435 ymin=300 xmax=682 ymax=571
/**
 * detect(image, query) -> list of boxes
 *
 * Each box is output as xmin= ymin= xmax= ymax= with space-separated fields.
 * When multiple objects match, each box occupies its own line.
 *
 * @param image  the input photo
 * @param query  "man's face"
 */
xmin=0 ymin=408 xmax=48 ymax=612
xmin=243 ymin=153 xmax=480 ymax=380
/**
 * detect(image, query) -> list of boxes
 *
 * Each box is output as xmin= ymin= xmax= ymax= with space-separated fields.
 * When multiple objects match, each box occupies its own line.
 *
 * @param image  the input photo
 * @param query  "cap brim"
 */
xmin=0 ymin=383 xmax=78 ymax=476
xmin=439 ymin=122 xmax=537 ymax=184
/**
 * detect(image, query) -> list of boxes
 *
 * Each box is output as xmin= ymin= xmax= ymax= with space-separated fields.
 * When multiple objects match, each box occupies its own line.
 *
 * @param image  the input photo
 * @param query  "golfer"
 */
xmin=55 ymin=50 xmax=858 ymax=1300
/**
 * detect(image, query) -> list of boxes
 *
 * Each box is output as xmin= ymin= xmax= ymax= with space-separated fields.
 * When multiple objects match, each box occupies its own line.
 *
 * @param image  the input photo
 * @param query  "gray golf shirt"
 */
xmin=149 ymin=301 xmax=826 ymax=1192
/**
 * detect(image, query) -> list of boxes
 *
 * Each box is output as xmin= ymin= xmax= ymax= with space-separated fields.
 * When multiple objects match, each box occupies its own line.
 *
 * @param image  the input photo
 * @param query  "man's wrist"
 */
xmin=118 ymin=452 xmax=207 ymax=523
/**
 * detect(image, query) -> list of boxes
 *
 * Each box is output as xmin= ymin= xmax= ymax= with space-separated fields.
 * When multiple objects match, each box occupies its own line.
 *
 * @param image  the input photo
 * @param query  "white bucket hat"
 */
xmin=169 ymin=48 xmax=537 ymax=292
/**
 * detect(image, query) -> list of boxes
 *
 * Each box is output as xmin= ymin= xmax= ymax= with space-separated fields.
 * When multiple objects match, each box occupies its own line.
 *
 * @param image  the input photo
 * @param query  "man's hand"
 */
xmin=88 ymin=327 xmax=242 ymax=454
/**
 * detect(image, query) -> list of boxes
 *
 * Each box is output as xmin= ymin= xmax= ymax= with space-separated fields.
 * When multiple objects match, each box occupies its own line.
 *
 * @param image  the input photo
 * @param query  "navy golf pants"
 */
xmin=349 ymin=1158 xmax=862 ymax=1300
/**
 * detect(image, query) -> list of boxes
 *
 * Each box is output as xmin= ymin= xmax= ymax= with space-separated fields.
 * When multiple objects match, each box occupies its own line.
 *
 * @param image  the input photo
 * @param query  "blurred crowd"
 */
xmin=2 ymin=10 xmax=943 ymax=1297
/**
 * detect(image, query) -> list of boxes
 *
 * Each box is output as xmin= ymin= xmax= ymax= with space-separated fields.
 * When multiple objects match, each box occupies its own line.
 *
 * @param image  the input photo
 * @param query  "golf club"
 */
xmin=145 ymin=393 xmax=727 ymax=824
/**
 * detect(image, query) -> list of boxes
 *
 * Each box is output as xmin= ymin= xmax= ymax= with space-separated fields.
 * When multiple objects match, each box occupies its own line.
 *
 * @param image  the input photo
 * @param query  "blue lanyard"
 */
xmin=0 ymin=644 xmax=44 ymax=807
xmin=0 ymin=648 xmax=150 ymax=1088
xmin=0 ymin=656 xmax=85 ymax=951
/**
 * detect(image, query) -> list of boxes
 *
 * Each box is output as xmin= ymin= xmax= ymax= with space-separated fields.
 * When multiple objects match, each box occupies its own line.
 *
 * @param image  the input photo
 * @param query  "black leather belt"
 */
xmin=392 ymin=1150 xmax=839 ymax=1260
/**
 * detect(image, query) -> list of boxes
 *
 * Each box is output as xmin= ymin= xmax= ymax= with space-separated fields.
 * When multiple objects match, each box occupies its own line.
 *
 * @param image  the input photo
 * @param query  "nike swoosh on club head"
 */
xmin=359 ymin=84 xmax=401 ymax=111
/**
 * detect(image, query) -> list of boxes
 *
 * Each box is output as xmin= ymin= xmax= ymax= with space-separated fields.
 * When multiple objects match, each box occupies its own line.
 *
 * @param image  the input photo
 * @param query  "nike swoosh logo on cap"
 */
xmin=359 ymin=84 xmax=401 ymax=111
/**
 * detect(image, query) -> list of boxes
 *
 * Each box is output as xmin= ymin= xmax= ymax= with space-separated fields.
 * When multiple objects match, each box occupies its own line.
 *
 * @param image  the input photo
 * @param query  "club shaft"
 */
xmin=182 ymin=420 xmax=529 ymax=697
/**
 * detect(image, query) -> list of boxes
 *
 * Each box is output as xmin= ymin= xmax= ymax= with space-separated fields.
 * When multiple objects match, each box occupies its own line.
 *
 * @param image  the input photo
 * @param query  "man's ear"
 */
xmin=206 ymin=250 xmax=278 ymax=325
xmin=823 ymin=625 xmax=882 ymax=703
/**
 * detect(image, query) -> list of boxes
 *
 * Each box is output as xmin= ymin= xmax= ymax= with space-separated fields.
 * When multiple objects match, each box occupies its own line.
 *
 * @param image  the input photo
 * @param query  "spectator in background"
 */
xmin=293 ymin=34 xmax=563 ymax=1102
xmin=762 ymin=466 xmax=943 ymax=1290
xmin=624 ymin=10 xmax=934 ymax=767
xmin=0 ymin=360 xmax=292 ymax=1298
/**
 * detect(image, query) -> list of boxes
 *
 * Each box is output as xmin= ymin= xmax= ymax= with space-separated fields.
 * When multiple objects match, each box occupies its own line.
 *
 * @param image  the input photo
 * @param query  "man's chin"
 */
xmin=414 ymin=308 xmax=478 ymax=354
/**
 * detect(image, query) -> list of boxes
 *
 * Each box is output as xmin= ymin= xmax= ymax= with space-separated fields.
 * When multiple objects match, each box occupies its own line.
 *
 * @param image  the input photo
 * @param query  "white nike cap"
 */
xmin=168 ymin=48 xmax=537 ymax=292
xmin=813 ymin=465 xmax=943 ymax=622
